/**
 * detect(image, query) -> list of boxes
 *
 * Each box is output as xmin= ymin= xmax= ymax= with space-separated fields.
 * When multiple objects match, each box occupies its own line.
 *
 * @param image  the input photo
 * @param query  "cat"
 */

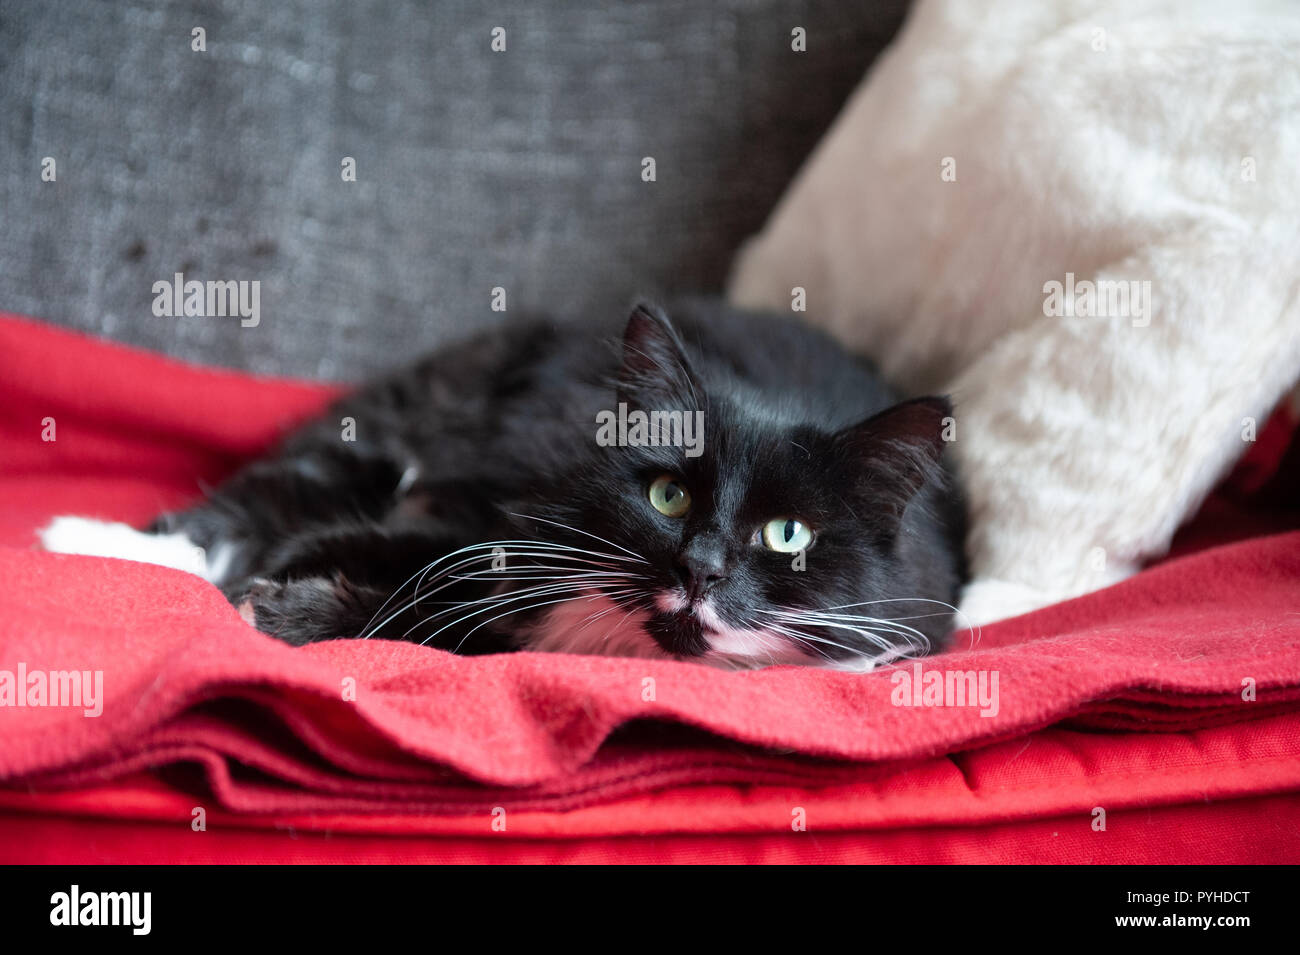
xmin=41 ymin=300 xmax=968 ymax=671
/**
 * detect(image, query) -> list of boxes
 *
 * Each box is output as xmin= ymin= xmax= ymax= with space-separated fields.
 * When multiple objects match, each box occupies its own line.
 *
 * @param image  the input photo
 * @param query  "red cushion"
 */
xmin=2 ymin=312 xmax=1298 ymax=863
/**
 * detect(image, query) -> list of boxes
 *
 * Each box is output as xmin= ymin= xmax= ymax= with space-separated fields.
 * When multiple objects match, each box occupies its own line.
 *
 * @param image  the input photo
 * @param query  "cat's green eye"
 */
xmin=761 ymin=517 xmax=813 ymax=552
xmin=647 ymin=474 xmax=691 ymax=518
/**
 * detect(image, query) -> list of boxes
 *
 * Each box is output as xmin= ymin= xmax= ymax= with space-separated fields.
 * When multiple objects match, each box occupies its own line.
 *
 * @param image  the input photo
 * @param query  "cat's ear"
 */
xmin=618 ymin=302 xmax=701 ymax=410
xmin=836 ymin=397 xmax=952 ymax=531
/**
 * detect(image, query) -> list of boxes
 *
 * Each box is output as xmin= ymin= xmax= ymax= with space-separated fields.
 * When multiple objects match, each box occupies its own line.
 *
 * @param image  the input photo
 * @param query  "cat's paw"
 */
xmin=39 ymin=515 xmax=209 ymax=577
xmin=956 ymin=577 xmax=1056 ymax=627
xmin=235 ymin=575 xmax=375 ymax=646
xmin=958 ymin=559 xmax=1143 ymax=627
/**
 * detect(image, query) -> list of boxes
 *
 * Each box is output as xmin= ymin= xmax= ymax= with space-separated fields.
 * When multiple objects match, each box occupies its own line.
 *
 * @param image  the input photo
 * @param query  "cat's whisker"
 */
xmin=410 ymin=560 xmax=638 ymax=613
xmin=775 ymin=613 xmax=930 ymax=649
xmin=802 ymin=596 xmax=982 ymax=648
xmin=599 ymin=603 xmax=647 ymax=650
xmin=444 ymin=567 xmax=633 ymax=582
xmin=818 ymin=596 xmax=961 ymax=613
xmin=358 ymin=539 xmax=602 ymax=638
xmin=362 ymin=548 xmax=518 ymax=639
xmin=408 ymin=543 xmax=630 ymax=602
xmin=764 ymin=610 xmax=926 ymax=657
xmin=405 ymin=569 xmax=647 ymax=645
xmin=573 ymin=590 xmax=651 ymax=636
xmin=445 ymin=586 xmax=644 ymax=653
xmin=811 ymin=622 xmax=929 ymax=658
xmin=765 ymin=625 xmax=838 ymax=663
xmin=411 ymin=582 xmax=610 ymax=644
xmin=784 ymin=609 xmax=952 ymax=623
xmin=409 ymin=537 xmax=637 ymax=585
xmin=761 ymin=606 xmax=933 ymax=650
xmin=417 ymin=579 xmax=637 ymax=612
xmin=768 ymin=623 xmax=881 ymax=660
xmin=436 ymin=547 xmax=632 ymax=570
xmin=360 ymin=541 xmax=644 ymax=638
xmin=409 ymin=547 xmax=634 ymax=609
xmin=366 ymin=564 xmax=589 ymax=640
xmin=507 ymin=513 xmax=649 ymax=563
xmin=425 ymin=576 xmax=633 ymax=616
xmin=398 ymin=576 xmax=630 ymax=639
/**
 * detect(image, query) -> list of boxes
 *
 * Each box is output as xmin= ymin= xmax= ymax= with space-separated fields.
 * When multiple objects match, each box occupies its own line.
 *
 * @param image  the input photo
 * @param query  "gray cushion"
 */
xmin=0 ymin=0 xmax=909 ymax=379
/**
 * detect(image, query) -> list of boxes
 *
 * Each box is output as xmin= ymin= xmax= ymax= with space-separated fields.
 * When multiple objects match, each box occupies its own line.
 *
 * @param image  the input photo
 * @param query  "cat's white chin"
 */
xmin=693 ymin=600 xmax=817 ymax=667
xmin=523 ymin=591 xmax=832 ymax=670
xmin=519 ymin=594 xmax=669 ymax=659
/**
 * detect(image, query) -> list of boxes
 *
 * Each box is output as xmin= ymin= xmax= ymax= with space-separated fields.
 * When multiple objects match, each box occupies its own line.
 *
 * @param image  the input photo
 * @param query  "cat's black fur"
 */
xmin=152 ymin=300 xmax=967 ymax=668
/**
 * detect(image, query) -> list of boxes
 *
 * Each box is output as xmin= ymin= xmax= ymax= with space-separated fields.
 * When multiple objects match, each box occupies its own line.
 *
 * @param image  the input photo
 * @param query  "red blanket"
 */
xmin=2 ymin=312 xmax=1299 ymax=863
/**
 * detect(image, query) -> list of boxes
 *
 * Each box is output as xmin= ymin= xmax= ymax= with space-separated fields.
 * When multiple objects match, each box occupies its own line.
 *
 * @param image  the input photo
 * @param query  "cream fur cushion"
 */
xmin=730 ymin=0 xmax=1300 ymax=624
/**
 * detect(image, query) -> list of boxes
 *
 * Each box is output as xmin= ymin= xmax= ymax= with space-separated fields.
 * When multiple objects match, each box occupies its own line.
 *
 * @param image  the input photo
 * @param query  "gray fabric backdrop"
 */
xmin=1 ymin=0 xmax=909 ymax=380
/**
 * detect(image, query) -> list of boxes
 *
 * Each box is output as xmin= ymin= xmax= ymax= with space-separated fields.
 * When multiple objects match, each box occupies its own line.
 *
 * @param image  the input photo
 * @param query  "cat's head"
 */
xmin=519 ymin=302 xmax=962 ymax=670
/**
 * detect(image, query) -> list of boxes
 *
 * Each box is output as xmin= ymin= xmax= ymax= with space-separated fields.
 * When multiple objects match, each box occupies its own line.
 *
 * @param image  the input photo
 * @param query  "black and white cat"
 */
xmin=42 ymin=300 xmax=967 ymax=670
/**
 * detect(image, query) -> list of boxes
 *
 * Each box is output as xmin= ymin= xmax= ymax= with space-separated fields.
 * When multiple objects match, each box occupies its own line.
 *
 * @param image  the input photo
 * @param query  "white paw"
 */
xmin=957 ymin=577 xmax=1057 ymax=627
xmin=39 ymin=516 xmax=210 ymax=579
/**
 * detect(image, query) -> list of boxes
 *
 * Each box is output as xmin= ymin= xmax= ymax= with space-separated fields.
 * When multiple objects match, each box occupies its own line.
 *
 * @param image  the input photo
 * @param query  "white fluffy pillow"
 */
xmin=730 ymin=0 xmax=1300 ymax=624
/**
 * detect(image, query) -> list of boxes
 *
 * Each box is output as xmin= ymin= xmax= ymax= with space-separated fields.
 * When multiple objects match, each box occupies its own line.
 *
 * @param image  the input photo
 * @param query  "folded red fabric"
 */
xmin=2 ymin=312 xmax=1298 ymax=856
